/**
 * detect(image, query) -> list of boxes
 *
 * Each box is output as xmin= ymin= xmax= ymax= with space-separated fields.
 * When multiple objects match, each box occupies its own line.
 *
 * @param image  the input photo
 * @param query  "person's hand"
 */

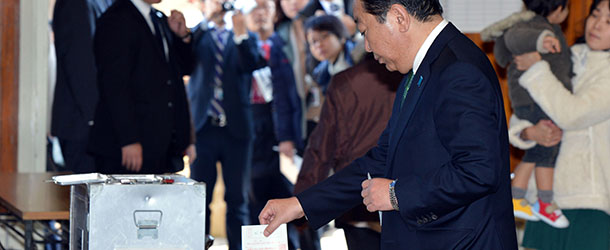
xmin=259 ymin=197 xmax=305 ymax=237
xmin=542 ymin=36 xmax=561 ymax=53
xmin=232 ymin=10 xmax=247 ymax=37
xmin=514 ymin=51 xmax=542 ymax=71
xmin=522 ymin=119 xmax=562 ymax=147
xmin=185 ymin=144 xmax=197 ymax=165
xmin=314 ymin=9 xmax=326 ymax=16
xmin=121 ymin=143 xmax=143 ymax=172
xmin=361 ymin=178 xmax=393 ymax=212
xmin=168 ymin=10 xmax=190 ymax=42
xmin=278 ymin=141 xmax=295 ymax=160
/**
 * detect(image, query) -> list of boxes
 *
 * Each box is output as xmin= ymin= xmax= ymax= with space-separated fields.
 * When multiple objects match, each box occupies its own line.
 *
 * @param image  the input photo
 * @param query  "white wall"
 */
xmin=18 ymin=0 xmax=49 ymax=173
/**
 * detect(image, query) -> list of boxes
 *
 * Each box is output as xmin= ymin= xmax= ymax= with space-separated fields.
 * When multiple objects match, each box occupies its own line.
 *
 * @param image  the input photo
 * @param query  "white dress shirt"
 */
xmin=412 ymin=19 xmax=448 ymax=74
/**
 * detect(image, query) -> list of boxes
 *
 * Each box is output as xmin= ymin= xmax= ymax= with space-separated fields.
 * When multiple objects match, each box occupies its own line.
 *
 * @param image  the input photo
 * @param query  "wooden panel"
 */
xmin=0 ymin=0 xmax=20 ymax=173
xmin=0 ymin=172 xmax=70 ymax=220
xmin=564 ymin=0 xmax=593 ymax=45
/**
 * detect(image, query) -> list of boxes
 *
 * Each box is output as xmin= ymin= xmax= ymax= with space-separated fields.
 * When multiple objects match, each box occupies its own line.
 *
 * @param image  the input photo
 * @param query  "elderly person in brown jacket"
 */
xmin=294 ymin=52 xmax=403 ymax=250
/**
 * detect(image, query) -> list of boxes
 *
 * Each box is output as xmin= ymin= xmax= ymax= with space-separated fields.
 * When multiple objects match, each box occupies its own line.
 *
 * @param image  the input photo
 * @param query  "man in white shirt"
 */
xmin=258 ymin=0 xmax=518 ymax=249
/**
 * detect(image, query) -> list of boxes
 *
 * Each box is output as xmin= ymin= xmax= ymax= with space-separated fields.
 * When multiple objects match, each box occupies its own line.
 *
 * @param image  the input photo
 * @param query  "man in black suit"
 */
xmin=51 ymin=0 xmax=113 ymax=173
xmin=260 ymin=0 xmax=518 ymax=249
xmin=186 ymin=0 xmax=265 ymax=249
xmin=89 ymin=0 xmax=196 ymax=174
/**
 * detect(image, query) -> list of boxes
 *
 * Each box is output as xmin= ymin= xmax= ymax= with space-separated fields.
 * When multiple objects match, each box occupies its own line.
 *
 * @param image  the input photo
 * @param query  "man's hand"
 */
xmin=361 ymin=178 xmax=393 ymax=212
xmin=278 ymin=141 xmax=295 ymax=160
xmin=514 ymin=51 xmax=542 ymax=71
xmin=542 ymin=36 xmax=561 ymax=53
xmin=232 ymin=11 xmax=247 ymax=37
xmin=522 ymin=119 xmax=562 ymax=147
xmin=259 ymin=197 xmax=305 ymax=237
xmin=185 ymin=144 xmax=197 ymax=165
xmin=168 ymin=10 xmax=190 ymax=42
xmin=121 ymin=143 xmax=143 ymax=172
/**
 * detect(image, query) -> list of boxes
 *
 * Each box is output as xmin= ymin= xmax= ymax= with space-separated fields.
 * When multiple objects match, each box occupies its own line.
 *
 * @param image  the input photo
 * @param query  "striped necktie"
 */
xmin=400 ymin=70 xmax=414 ymax=109
xmin=208 ymin=28 xmax=228 ymax=126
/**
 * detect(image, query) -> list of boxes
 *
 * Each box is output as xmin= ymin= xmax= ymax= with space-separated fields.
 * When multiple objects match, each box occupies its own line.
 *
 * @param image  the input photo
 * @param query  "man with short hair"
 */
xmin=259 ymin=0 xmax=518 ymax=248
xmin=186 ymin=0 xmax=266 ymax=249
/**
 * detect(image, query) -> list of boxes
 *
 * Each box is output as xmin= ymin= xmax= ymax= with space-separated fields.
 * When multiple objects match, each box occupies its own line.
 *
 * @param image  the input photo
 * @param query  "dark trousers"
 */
xmin=190 ymin=122 xmax=253 ymax=250
xmin=249 ymin=103 xmax=300 ymax=250
xmin=58 ymin=138 xmax=96 ymax=173
xmin=343 ymin=225 xmax=381 ymax=250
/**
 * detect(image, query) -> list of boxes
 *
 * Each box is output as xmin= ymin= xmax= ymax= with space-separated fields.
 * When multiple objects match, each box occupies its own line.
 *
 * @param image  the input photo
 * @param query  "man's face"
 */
xmin=247 ymin=0 xmax=276 ymax=33
xmin=354 ymin=0 xmax=405 ymax=73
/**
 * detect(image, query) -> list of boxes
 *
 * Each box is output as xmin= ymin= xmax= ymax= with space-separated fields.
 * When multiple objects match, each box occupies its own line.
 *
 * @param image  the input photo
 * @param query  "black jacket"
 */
xmin=88 ymin=0 xmax=194 ymax=173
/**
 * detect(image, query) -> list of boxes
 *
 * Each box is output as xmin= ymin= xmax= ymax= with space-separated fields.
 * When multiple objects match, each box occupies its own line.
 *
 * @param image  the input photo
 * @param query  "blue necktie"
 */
xmin=208 ymin=29 xmax=227 ymax=126
xmin=150 ymin=9 xmax=167 ymax=61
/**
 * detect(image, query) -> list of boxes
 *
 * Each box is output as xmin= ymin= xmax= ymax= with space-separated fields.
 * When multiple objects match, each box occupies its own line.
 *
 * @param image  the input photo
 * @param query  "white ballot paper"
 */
xmin=242 ymin=224 xmax=288 ymax=250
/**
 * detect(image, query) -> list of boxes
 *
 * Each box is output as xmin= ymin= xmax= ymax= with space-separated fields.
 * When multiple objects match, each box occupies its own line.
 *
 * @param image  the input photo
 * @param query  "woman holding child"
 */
xmin=509 ymin=0 xmax=610 ymax=248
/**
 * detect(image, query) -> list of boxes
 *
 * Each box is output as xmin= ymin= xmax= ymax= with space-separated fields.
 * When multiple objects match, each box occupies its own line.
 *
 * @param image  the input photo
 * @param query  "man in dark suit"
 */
xmin=186 ymin=0 xmax=265 ymax=249
xmin=89 ymin=0 xmax=195 ymax=174
xmin=51 ymin=0 xmax=113 ymax=173
xmin=259 ymin=0 xmax=518 ymax=249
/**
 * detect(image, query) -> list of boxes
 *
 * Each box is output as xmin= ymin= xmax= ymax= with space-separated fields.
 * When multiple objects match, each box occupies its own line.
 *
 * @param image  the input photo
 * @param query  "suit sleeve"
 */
xmin=235 ymin=33 xmax=266 ymax=73
xmin=504 ymin=26 xmax=552 ymax=55
xmin=53 ymin=0 xmax=99 ymax=124
xmin=270 ymin=48 xmax=300 ymax=144
xmin=294 ymin=75 xmax=349 ymax=194
xmin=94 ymin=19 xmax=140 ymax=147
xmin=395 ymin=62 xmax=504 ymax=228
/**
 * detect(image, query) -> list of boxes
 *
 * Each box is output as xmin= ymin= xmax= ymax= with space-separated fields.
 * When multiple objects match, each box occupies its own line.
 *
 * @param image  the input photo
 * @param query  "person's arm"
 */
xmin=508 ymin=114 xmax=536 ymax=149
xmin=395 ymin=62 xmax=505 ymax=228
xmin=167 ymin=10 xmax=195 ymax=76
xmin=95 ymin=18 xmax=142 ymax=170
xmin=270 ymin=47 xmax=301 ymax=154
xmin=52 ymin=0 xmax=98 ymax=126
xmin=508 ymin=114 xmax=562 ymax=148
xmin=294 ymin=76 xmax=349 ymax=194
xmin=232 ymin=13 xmax=266 ymax=73
xmin=519 ymin=59 xmax=610 ymax=130
xmin=504 ymin=26 xmax=555 ymax=55
xmin=493 ymin=34 xmax=513 ymax=68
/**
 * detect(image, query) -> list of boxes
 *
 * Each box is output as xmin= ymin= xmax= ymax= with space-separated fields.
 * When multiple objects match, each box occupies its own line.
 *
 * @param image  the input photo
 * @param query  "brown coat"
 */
xmin=294 ymin=54 xmax=403 ymax=224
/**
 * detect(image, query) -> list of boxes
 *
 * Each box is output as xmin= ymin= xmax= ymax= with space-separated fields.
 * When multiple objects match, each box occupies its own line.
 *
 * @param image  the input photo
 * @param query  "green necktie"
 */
xmin=400 ymin=70 xmax=415 ymax=109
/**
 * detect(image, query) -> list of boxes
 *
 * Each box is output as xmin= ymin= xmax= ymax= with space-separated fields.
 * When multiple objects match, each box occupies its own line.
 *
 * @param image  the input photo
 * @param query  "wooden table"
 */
xmin=0 ymin=172 xmax=70 ymax=249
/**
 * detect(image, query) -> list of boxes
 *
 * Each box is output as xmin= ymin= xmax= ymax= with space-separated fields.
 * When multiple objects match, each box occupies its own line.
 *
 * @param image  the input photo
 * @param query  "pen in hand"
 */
xmin=367 ymin=172 xmax=382 ymax=226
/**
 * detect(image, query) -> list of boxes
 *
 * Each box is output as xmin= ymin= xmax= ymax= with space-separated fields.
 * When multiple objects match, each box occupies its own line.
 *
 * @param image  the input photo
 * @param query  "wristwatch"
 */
xmin=389 ymin=179 xmax=399 ymax=211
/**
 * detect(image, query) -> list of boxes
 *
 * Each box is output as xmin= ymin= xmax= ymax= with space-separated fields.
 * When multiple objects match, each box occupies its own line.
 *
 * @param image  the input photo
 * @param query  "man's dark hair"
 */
xmin=360 ymin=0 xmax=443 ymax=23
xmin=304 ymin=15 xmax=349 ymax=41
xmin=523 ymin=0 xmax=568 ymax=17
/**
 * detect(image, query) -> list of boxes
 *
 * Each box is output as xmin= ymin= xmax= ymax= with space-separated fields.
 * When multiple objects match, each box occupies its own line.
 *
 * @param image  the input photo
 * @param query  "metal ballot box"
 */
xmin=53 ymin=174 xmax=206 ymax=250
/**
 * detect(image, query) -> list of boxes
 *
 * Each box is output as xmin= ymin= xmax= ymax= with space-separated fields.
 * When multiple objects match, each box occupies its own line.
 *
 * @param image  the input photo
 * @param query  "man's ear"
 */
xmin=389 ymin=4 xmax=410 ymax=33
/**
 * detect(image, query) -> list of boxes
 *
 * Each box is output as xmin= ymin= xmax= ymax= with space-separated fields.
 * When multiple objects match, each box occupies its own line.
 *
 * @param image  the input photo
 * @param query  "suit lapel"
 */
xmin=126 ymin=1 xmax=167 ymax=62
xmin=386 ymin=23 xmax=461 ymax=172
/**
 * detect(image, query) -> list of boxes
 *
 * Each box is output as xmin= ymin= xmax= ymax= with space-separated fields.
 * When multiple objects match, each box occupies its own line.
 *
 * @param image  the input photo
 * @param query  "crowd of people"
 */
xmin=48 ymin=0 xmax=610 ymax=249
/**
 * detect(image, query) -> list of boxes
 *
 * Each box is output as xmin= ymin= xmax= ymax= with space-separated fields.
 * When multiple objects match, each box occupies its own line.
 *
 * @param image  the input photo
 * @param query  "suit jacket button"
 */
xmin=167 ymin=80 xmax=172 ymax=85
xmin=168 ymin=102 xmax=173 ymax=107
xmin=88 ymin=120 xmax=94 ymax=126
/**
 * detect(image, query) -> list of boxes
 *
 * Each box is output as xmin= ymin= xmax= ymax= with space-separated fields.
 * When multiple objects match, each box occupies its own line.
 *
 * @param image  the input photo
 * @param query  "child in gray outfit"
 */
xmin=481 ymin=0 xmax=572 ymax=228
